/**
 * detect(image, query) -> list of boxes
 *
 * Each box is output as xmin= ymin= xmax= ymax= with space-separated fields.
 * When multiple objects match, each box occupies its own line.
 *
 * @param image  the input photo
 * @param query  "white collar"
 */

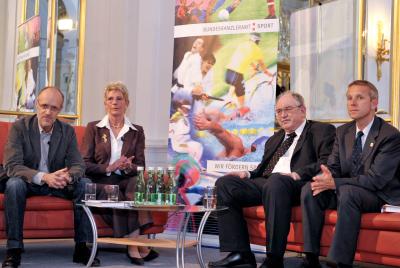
xmin=96 ymin=115 xmax=137 ymax=131
xmin=38 ymin=122 xmax=53 ymax=134
xmin=356 ymin=117 xmax=374 ymax=137
xmin=285 ymin=119 xmax=306 ymax=138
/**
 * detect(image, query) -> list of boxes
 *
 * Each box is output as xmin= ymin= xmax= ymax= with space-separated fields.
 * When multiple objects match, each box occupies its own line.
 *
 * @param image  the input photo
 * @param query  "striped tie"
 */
xmin=263 ymin=132 xmax=297 ymax=177
xmin=350 ymin=131 xmax=364 ymax=177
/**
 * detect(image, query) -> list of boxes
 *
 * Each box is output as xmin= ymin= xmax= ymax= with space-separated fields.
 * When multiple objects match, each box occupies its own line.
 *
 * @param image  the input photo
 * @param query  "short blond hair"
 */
xmin=347 ymin=80 xmax=379 ymax=100
xmin=104 ymin=81 xmax=130 ymax=104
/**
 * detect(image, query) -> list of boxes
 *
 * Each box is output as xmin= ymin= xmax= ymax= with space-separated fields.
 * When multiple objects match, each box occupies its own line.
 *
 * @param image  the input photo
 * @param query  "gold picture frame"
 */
xmin=0 ymin=0 xmax=86 ymax=125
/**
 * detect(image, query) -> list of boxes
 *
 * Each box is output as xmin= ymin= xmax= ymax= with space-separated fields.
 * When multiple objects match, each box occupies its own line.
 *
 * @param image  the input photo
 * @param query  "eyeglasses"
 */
xmin=275 ymin=105 xmax=301 ymax=116
xmin=37 ymin=101 xmax=61 ymax=113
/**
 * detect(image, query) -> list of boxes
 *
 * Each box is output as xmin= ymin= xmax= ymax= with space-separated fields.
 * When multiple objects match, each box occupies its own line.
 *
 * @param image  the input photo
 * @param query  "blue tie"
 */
xmin=351 ymin=131 xmax=364 ymax=177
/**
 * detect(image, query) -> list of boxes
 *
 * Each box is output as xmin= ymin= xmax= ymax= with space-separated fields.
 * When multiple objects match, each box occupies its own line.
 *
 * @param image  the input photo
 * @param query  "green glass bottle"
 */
xmin=134 ymin=166 xmax=145 ymax=204
xmin=165 ymin=166 xmax=177 ymax=205
xmin=145 ymin=167 xmax=155 ymax=204
xmin=154 ymin=167 xmax=165 ymax=204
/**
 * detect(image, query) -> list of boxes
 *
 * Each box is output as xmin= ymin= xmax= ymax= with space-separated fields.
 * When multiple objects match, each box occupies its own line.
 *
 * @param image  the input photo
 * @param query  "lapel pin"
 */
xmin=369 ymin=142 xmax=374 ymax=147
xmin=102 ymin=133 xmax=108 ymax=143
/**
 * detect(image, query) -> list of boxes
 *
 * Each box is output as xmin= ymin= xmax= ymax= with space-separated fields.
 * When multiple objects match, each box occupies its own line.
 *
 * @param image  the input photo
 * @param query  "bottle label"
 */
xmin=165 ymin=193 xmax=176 ymax=205
xmin=134 ymin=192 xmax=144 ymax=204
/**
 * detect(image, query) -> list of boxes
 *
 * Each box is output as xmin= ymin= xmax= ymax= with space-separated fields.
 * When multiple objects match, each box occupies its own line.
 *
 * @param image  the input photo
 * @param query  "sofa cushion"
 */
xmin=0 ymin=121 xmax=10 ymax=164
xmin=74 ymin=125 xmax=86 ymax=148
xmin=244 ymin=205 xmax=400 ymax=232
xmin=243 ymin=206 xmax=302 ymax=222
xmin=0 ymin=194 xmax=72 ymax=211
xmin=325 ymin=210 xmax=400 ymax=231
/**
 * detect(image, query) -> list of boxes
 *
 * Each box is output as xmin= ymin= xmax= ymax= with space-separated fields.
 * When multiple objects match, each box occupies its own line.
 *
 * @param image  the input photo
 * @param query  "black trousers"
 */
xmin=216 ymin=173 xmax=306 ymax=257
xmin=301 ymin=182 xmax=384 ymax=265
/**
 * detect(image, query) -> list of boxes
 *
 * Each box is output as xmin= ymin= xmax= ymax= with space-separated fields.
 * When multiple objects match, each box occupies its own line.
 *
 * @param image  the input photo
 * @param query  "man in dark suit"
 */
xmin=208 ymin=92 xmax=336 ymax=268
xmin=2 ymin=86 xmax=100 ymax=268
xmin=301 ymin=80 xmax=400 ymax=268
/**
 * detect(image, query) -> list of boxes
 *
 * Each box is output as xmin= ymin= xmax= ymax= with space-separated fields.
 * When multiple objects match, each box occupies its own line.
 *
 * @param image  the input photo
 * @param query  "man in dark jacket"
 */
xmin=301 ymin=80 xmax=400 ymax=268
xmin=2 ymin=86 xmax=99 ymax=268
xmin=209 ymin=91 xmax=336 ymax=268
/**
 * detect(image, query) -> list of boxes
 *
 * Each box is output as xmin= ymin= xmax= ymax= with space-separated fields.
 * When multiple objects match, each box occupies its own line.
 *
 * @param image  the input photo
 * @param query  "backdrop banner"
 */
xmin=168 ymin=0 xmax=280 ymax=220
xmin=15 ymin=16 xmax=40 ymax=112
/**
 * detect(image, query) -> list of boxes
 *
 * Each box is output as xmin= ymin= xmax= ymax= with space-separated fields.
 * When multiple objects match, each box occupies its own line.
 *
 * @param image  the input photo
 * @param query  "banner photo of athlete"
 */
xmin=15 ymin=16 xmax=41 ymax=112
xmin=169 ymin=0 xmax=279 ymax=209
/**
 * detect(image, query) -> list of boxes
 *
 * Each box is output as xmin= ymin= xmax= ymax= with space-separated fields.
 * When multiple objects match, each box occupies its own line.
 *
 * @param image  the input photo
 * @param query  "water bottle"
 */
xmin=165 ymin=166 xmax=178 ymax=205
xmin=154 ymin=167 xmax=165 ymax=204
xmin=145 ymin=167 xmax=155 ymax=204
xmin=134 ymin=166 xmax=145 ymax=204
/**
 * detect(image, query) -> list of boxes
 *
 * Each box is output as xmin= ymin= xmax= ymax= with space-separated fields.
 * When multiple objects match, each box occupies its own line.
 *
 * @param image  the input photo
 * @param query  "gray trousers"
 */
xmin=301 ymin=182 xmax=384 ymax=265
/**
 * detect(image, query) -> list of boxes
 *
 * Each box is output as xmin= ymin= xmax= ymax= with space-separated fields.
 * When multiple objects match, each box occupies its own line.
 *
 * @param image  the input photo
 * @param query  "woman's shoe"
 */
xmin=126 ymin=252 xmax=144 ymax=265
xmin=142 ymin=249 xmax=159 ymax=262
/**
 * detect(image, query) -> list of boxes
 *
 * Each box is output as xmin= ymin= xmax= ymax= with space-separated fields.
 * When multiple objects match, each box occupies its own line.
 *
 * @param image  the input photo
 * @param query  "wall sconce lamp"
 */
xmin=57 ymin=18 xmax=74 ymax=31
xmin=376 ymin=20 xmax=390 ymax=81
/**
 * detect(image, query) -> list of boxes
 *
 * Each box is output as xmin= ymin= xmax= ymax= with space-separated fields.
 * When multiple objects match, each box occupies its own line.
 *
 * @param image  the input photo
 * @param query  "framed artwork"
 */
xmin=0 ymin=0 xmax=86 ymax=124
xmin=290 ymin=0 xmax=356 ymax=122
xmin=15 ymin=15 xmax=41 ymax=112
xmin=290 ymin=0 xmax=400 ymax=125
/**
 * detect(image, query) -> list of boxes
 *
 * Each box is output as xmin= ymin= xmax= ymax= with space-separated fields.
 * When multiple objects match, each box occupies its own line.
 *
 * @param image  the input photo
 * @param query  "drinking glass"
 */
xmin=203 ymin=186 xmax=217 ymax=209
xmin=104 ymin=185 xmax=119 ymax=201
xmin=85 ymin=183 xmax=96 ymax=201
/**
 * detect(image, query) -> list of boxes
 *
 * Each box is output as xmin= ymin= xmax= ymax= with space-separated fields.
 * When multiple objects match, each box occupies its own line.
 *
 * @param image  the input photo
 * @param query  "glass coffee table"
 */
xmin=80 ymin=201 xmax=227 ymax=268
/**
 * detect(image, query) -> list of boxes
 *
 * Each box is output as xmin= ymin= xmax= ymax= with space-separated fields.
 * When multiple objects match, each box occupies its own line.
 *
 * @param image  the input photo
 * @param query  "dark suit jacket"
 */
xmin=81 ymin=120 xmax=146 ymax=180
xmin=328 ymin=116 xmax=400 ymax=205
xmin=250 ymin=120 xmax=336 ymax=181
xmin=3 ymin=115 xmax=85 ymax=182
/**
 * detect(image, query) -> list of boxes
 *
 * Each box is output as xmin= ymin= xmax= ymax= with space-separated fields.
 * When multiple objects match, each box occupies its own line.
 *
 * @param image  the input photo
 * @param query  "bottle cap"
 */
xmin=147 ymin=167 xmax=155 ymax=171
xmin=167 ymin=166 xmax=175 ymax=171
xmin=157 ymin=167 xmax=164 ymax=171
xmin=137 ymin=166 xmax=144 ymax=171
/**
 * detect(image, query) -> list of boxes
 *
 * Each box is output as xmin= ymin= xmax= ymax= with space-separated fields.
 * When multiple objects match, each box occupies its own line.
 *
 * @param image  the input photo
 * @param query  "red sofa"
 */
xmin=0 ymin=121 xmax=167 ymax=240
xmin=244 ymin=201 xmax=400 ymax=266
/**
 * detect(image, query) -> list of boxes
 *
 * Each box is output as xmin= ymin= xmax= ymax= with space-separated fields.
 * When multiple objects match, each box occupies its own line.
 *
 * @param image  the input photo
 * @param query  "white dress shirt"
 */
xmin=272 ymin=119 xmax=307 ymax=174
xmin=96 ymin=115 xmax=137 ymax=176
xmin=356 ymin=118 xmax=374 ymax=149
xmin=173 ymin=51 xmax=203 ymax=94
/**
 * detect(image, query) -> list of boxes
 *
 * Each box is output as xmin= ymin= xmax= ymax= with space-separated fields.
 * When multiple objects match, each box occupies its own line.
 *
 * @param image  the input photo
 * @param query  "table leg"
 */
xmin=196 ymin=210 xmax=212 ymax=268
xmin=81 ymin=205 xmax=98 ymax=268
xmin=176 ymin=211 xmax=191 ymax=268
xmin=181 ymin=212 xmax=190 ymax=268
xmin=176 ymin=212 xmax=184 ymax=268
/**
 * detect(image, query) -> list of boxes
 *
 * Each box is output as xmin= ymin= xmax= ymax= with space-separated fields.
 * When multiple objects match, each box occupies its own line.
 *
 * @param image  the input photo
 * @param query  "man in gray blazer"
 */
xmin=301 ymin=80 xmax=400 ymax=268
xmin=2 ymin=87 xmax=100 ymax=268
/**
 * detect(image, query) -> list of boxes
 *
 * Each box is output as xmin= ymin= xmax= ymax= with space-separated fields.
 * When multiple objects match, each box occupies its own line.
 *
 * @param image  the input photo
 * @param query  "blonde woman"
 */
xmin=82 ymin=82 xmax=158 ymax=265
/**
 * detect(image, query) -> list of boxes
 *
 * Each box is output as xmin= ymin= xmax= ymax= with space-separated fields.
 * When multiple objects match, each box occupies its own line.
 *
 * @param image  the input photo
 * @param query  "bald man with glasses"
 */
xmin=2 ymin=86 xmax=100 ymax=268
xmin=209 ymin=91 xmax=336 ymax=268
